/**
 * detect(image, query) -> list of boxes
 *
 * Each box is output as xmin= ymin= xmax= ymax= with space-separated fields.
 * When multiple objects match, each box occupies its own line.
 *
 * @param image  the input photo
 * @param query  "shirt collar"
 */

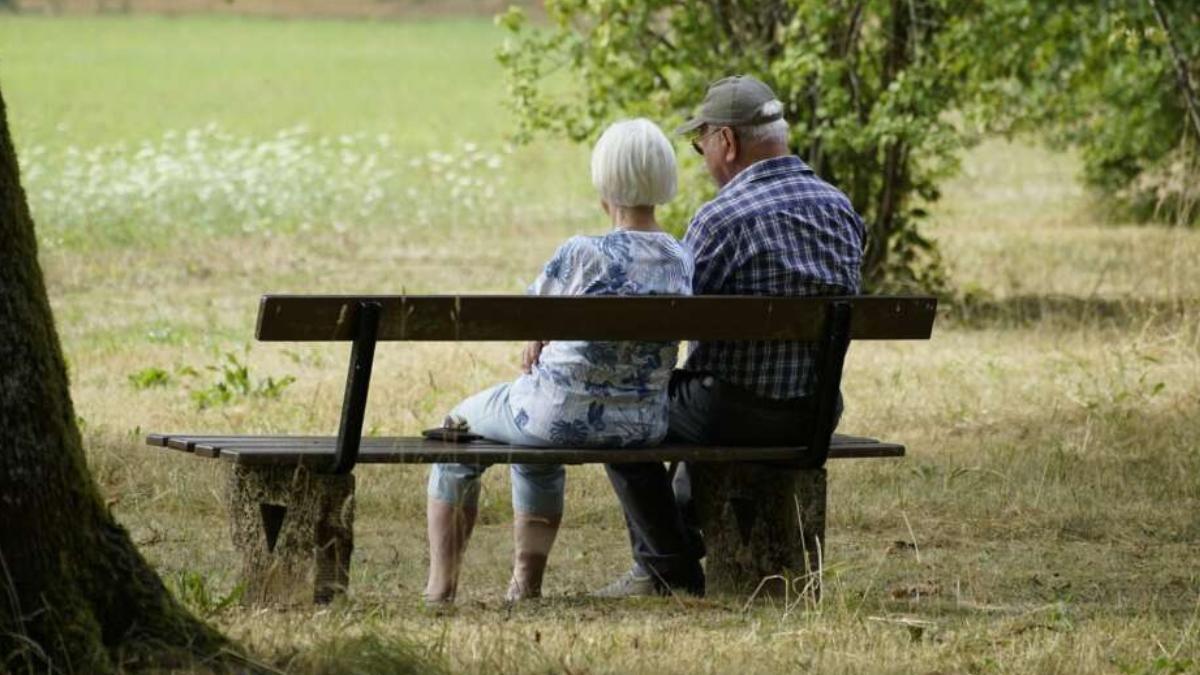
xmin=718 ymin=155 xmax=814 ymax=195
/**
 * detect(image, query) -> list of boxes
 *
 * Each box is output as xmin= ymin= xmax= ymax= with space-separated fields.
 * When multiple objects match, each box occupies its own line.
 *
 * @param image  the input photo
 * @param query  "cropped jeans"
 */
xmin=427 ymin=383 xmax=565 ymax=517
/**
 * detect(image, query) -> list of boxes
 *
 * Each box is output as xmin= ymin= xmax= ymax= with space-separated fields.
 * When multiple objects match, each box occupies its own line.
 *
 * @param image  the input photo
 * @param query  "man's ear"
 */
xmin=722 ymin=127 xmax=738 ymax=163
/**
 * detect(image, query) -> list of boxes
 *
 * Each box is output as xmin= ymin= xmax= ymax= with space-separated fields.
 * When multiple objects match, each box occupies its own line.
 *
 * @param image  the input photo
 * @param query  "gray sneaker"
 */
xmin=591 ymin=568 xmax=659 ymax=598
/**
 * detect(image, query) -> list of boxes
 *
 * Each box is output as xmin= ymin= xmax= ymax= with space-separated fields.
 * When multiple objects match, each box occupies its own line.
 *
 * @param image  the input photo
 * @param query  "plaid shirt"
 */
xmin=683 ymin=155 xmax=865 ymax=399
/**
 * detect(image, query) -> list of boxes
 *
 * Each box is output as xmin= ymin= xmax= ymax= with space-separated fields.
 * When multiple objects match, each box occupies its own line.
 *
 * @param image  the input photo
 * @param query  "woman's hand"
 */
xmin=521 ymin=340 xmax=546 ymax=374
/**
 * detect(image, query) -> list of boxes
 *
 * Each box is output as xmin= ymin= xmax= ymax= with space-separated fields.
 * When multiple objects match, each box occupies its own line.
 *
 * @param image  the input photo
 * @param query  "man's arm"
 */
xmin=683 ymin=210 xmax=742 ymax=294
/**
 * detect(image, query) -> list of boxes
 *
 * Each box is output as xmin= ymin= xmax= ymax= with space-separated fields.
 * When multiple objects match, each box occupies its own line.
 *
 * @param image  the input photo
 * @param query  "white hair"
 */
xmin=735 ymin=99 xmax=789 ymax=146
xmin=591 ymin=118 xmax=678 ymax=207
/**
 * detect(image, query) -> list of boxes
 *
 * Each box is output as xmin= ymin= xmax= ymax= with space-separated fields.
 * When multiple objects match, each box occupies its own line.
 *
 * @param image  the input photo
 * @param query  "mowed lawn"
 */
xmin=2 ymin=15 xmax=1199 ymax=675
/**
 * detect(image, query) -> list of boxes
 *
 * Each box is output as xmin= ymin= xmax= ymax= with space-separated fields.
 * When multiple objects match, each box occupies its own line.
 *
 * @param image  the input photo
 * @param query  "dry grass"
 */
xmin=69 ymin=142 xmax=1200 ymax=673
xmin=6 ymin=14 xmax=1198 ymax=674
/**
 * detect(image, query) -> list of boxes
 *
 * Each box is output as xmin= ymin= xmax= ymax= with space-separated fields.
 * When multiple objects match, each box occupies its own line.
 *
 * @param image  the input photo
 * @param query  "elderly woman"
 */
xmin=425 ymin=119 xmax=692 ymax=604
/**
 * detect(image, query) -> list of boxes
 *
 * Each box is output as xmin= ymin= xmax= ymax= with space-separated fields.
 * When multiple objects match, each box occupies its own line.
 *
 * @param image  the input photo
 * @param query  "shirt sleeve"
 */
xmin=683 ymin=210 xmax=740 ymax=294
xmin=848 ymin=210 xmax=866 ymax=294
xmin=527 ymin=237 xmax=594 ymax=296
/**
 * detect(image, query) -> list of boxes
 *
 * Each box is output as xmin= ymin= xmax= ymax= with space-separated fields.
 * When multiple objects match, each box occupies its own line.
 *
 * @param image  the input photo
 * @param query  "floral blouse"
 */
xmin=507 ymin=230 xmax=693 ymax=447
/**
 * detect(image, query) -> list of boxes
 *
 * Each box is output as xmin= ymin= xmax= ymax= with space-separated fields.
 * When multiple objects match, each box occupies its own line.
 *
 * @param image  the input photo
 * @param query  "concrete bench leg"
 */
xmin=227 ymin=465 xmax=355 ymax=605
xmin=690 ymin=463 xmax=826 ymax=601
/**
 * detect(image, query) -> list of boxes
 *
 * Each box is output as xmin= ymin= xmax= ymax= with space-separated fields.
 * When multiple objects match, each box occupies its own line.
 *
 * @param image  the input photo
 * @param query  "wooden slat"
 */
xmin=164 ymin=435 xmax=331 ymax=452
xmin=256 ymin=295 xmax=937 ymax=343
xmin=156 ymin=435 xmax=336 ymax=456
xmin=189 ymin=437 xmax=341 ymax=458
xmin=145 ymin=434 xmax=904 ymax=465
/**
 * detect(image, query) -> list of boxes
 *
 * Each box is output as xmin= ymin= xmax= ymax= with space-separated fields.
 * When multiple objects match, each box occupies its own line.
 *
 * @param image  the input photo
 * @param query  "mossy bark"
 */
xmin=228 ymin=465 xmax=355 ymax=606
xmin=0 ymin=86 xmax=233 ymax=672
xmin=690 ymin=463 xmax=827 ymax=600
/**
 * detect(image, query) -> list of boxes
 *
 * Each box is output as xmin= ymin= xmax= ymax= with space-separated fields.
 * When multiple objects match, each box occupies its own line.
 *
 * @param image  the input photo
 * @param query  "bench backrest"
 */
xmin=257 ymin=295 xmax=936 ymax=342
xmin=255 ymin=295 xmax=938 ymax=473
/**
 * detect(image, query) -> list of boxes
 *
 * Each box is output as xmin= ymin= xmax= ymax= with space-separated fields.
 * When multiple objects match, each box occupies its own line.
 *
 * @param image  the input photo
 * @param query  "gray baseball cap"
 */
xmin=675 ymin=75 xmax=782 ymax=135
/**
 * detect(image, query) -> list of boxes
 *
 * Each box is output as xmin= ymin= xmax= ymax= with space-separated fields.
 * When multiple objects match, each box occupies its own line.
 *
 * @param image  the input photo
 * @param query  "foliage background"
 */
xmin=497 ymin=0 xmax=1200 ymax=293
xmin=993 ymin=0 xmax=1200 ymax=226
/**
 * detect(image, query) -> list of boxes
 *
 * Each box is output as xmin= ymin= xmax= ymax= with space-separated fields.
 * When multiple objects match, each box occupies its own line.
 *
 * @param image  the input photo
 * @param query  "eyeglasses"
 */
xmin=690 ymin=126 xmax=724 ymax=156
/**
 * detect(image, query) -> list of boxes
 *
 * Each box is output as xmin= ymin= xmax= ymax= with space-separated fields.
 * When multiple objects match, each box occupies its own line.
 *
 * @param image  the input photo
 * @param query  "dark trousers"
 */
xmin=605 ymin=370 xmax=836 ymax=591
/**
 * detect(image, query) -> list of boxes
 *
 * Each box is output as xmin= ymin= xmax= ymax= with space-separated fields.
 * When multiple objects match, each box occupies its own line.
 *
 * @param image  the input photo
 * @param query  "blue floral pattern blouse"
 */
xmin=507 ymin=231 xmax=693 ymax=447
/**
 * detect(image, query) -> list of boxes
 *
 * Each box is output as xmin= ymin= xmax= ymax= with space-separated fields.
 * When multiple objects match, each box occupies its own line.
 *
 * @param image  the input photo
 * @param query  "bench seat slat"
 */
xmin=146 ymin=433 xmax=171 ymax=447
xmin=147 ymin=433 xmax=903 ymax=465
xmin=162 ymin=435 xmax=335 ymax=453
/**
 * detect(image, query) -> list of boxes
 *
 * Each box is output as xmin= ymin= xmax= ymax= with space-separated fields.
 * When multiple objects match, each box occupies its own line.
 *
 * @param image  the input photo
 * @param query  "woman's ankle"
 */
xmin=425 ymin=498 xmax=478 ymax=603
xmin=507 ymin=512 xmax=562 ymax=600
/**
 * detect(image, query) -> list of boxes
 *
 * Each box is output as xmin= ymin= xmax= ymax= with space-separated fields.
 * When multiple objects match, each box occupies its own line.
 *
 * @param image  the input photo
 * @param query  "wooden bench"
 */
xmin=145 ymin=294 xmax=936 ymax=604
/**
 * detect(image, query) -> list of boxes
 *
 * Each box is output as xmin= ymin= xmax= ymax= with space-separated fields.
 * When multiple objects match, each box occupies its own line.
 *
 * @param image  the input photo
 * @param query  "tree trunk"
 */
xmin=0 ymin=87 xmax=234 ymax=672
xmin=690 ymin=463 xmax=826 ymax=601
xmin=863 ymin=0 xmax=914 ymax=288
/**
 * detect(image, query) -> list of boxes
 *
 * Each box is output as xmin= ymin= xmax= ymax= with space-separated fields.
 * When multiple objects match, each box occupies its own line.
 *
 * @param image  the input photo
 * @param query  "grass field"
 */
xmin=2 ymin=14 xmax=1199 ymax=674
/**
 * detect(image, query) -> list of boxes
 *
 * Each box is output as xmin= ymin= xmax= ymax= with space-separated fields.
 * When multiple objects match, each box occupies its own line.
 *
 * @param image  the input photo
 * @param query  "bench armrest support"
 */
xmin=331 ymin=301 xmax=381 ymax=474
xmin=805 ymin=300 xmax=853 ymax=466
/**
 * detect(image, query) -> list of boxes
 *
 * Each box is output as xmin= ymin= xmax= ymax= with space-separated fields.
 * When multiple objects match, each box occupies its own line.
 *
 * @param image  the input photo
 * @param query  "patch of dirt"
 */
xmin=889 ymin=581 xmax=941 ymax=600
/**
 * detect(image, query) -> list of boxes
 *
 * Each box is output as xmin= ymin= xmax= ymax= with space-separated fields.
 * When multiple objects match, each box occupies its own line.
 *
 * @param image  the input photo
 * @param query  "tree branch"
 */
xmin=842 ymin=1 xmax=868 ymax=124
xmin=706 ymin=0 xmax=739 ymax=56
xmin=1146 ymin=0 xmax=1200 ymax=140
xmin=650 ymin=28 xmax=677 ymax=53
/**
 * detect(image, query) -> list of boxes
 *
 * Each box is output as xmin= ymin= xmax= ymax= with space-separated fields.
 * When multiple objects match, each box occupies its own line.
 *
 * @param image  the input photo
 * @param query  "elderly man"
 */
xmin=597 ymin=75 xmax=866 ymax=597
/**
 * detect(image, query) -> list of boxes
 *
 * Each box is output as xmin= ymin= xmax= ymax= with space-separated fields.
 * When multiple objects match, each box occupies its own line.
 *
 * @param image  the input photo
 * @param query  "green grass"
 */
xmin=0 ymin=15 xmax=514 ymax=144
xmin=3 ymin=13 xmax=1200 ymax=675
xmin=1 ymin=15 xmax=594 ymax=250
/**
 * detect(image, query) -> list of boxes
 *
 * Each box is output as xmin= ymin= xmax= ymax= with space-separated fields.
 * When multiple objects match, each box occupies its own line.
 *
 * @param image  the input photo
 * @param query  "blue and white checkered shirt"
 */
xmin=683 ymin=155 xmax=865 ymax=399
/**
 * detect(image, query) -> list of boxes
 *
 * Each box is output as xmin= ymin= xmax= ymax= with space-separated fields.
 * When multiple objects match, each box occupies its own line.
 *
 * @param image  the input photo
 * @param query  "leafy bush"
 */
xmin=188 ymin=349 xmax=296 ymax=410
xmin=496 ymin=1 xmax=1039 ymax=292
xmin=964 ymin=0 xmax=1200 ymax=225
xmin=496 ymin=1 xmax=1200 ymax=294
xmin=127 ymin=366 xmax=170 ymax=390
xmin=170 ymin=571 xmax=243 ymax=618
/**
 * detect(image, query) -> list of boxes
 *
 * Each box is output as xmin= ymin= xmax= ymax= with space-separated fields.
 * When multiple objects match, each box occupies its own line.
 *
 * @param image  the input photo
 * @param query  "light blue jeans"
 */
xmin=427 ymin=383 xmax=565 ymax=517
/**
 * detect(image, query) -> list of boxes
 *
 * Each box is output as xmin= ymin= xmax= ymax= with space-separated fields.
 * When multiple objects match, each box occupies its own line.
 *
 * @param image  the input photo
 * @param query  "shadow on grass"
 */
xmin=944 ymin=294 xmax=1199 ymax=330
xmin=281 ymin=633 xmax=451 ymax=675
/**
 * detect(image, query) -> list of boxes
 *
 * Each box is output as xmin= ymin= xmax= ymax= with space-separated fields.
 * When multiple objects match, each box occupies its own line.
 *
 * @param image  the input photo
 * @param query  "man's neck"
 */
xmin=732 ymin=145 xmax=790 ymax=175
xmin=719 ymin=144 xmax=791 ymax=188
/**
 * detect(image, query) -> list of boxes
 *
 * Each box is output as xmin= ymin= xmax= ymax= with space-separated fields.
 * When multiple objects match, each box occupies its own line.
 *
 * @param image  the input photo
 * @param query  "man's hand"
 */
xmin=521 ymin=340 xmax=546 ymax=374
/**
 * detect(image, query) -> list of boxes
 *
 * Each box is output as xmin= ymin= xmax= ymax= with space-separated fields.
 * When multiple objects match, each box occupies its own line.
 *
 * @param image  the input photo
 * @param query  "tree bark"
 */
xmin=0 ymin=86 xmax=233 ymax=672
xmin=863 ymin=0 xmax=915 ymax=287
